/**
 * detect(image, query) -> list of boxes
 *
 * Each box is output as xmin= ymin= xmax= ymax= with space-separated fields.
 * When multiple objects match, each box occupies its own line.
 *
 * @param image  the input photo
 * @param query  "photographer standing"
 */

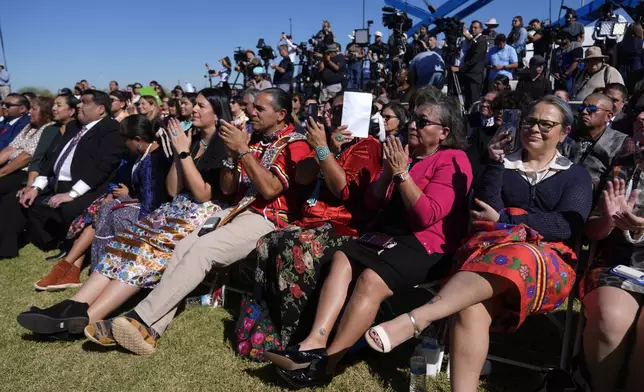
xmin=563 ymin=9 xmax=585 ymax=43
xmin=235 ymin=50 xmax=262 ymax=82
xmin=370 ymin=31 xmax=388 ymax=61
xmin=319 ymin=43 xmax=347 ymax=103
xmin=271 ymin=45 xmax=294 ymax=93
xmin=346 ymin=32 xmax=366 ymax=89
xmin=316 ymin=20 xmax=335 ymax=46
xmin=528 ymin=19 xmax=550 ymax=58
xmin=278 ymin=33 xmax=298 ymax=64
xmin=454 ymin=21 xmax=487 ymax=109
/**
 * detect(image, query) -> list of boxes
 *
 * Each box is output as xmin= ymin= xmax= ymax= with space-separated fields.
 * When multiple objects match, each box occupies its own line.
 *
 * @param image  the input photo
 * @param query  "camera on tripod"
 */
xmin=233 ymin=47 xmax=247 ymax=64
xmin=256 ymin=39 xmax=276 ymax=62
xmin=382 ymin=6 xmax=412 ymax=32
xmin=434 ymin=16 xmax=464 ymax=64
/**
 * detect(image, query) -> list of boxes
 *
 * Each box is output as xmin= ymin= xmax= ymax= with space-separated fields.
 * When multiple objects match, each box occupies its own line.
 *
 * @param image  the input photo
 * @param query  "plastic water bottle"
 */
xmin=409 ymin=355 xmax=427 ymax=392
xmin=419 ymin=336 xmax=442 ymax=377
xmin=184 ymin=288 xmax=224 ymax=309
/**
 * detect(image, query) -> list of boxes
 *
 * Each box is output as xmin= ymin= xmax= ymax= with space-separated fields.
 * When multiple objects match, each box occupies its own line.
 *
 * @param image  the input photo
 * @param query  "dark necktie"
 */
xmin=53 ymin=126 xmax=86 ymax=184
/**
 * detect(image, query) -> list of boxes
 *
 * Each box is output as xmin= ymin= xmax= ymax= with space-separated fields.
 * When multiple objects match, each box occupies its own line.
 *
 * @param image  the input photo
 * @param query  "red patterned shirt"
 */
xmin=235 ymin=124 xmax=312 ymax=228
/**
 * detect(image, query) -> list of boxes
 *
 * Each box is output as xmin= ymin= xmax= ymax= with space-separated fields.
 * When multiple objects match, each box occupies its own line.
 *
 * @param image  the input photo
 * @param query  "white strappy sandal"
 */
xmin=365 ymin=312 xmax=423 ymax=353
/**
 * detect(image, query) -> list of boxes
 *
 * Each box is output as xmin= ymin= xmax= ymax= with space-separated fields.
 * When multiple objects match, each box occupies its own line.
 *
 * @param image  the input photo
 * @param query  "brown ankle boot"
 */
xmin=49 ymin=264 xmax=83 ymax=291
xmin=34 ymin=260 xmax=72 ymax=291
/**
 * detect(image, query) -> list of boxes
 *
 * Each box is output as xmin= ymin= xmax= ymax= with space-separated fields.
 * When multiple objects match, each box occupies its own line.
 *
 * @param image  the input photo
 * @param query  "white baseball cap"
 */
xmin=375 ymin=31 xmax=383 ymax=37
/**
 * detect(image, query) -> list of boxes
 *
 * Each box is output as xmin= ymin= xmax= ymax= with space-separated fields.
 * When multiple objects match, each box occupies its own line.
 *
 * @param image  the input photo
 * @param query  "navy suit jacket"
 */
xmin=0 ymin=114 xmax=31 ymax=149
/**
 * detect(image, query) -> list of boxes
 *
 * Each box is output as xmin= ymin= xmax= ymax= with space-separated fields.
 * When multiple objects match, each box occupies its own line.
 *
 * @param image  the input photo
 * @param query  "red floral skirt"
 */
xmin=455 ymin=212 xmax=577 ymax=331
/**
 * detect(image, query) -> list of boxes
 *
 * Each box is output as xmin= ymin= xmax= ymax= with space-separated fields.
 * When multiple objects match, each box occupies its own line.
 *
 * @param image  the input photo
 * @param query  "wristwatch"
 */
xmin=69 ymin=190 xmax=80 ymax=199
xmin=178 ymin=151 xmax=190 ymax=160
xmin=393 ymin=171 xmax=410 ymax=185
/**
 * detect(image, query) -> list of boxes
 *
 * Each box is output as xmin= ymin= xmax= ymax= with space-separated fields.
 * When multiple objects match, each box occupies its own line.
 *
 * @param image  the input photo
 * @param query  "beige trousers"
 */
xmin=134 ymin=208 xmax=275 ymax=334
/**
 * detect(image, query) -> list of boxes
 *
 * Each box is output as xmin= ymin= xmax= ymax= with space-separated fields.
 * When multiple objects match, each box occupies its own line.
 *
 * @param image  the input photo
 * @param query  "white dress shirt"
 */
xmin=32 ymin=118 xmax=102 ymax=195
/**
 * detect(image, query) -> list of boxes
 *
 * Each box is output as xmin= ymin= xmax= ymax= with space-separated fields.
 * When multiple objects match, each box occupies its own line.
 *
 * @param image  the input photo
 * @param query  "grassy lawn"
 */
xmin=0 ymin=245 xmax=577 ymax=392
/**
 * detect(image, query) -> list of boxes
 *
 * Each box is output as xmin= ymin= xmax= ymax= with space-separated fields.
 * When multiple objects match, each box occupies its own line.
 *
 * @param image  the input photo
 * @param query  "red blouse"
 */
xmin=295 ymin=137 xmax=383 ymax=236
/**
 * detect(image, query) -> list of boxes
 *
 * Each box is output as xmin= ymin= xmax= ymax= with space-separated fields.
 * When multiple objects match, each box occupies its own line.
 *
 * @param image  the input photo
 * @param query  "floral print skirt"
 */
xmin=66 ymin=193 xmax=112 ymax=240
xmin=455 ymin=219 xmax=577 ymax=331
xmin=94 ymin=194 xmax=222 ymax=288
xmin=254 ymin=224 xmax=354 ymax=347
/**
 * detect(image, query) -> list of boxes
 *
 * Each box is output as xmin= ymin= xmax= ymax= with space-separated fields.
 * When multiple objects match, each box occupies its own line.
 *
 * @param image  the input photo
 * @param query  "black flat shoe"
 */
xmin=45 ymin=250 xmax=68 ymax=263
xmin=275 ymin=356 xmax=333 ymax=389
xmin=264 ymin=345 xmax=327 ymax=371
xmin=17 ymin=300 xmax=89 ymax=335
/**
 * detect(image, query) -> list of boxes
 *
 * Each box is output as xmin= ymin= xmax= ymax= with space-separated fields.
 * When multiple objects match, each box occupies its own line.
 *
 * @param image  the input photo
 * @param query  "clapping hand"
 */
xmin=603 ymin=178 xmax=643 ymax=231
xmin=126 ymin=100 xmax=137 ymax=115
xmin=471 ymin=198 xmax=500 ymax=222
xmin=383 ymin=135 xmax=409 ymax=177
xmin=488 ymin=130 xmax=513 ymax=162
xmin=219 ymin=119 xmax=250 ymax=158
xmin=166 ymin=118 xmax=192 ymax=154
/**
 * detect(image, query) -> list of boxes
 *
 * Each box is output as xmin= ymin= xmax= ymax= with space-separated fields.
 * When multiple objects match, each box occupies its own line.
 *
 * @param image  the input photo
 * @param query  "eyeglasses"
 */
xmin=382 ymin=114 xmax=398 ymax=121
xmin=578 ymin=105 xmax=610 ymax=114
xmin=522 ymin=117 xmax=561 ymax=133
xmin=1 ymin=102 xmax=21 ymax=108
xmin=411 ymin=114 xmax=442 ymax=128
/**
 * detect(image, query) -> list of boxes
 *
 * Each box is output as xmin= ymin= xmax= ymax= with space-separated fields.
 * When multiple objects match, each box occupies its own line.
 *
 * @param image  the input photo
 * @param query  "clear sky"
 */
xmin=1 ymin=0 xmax=583 ymax=92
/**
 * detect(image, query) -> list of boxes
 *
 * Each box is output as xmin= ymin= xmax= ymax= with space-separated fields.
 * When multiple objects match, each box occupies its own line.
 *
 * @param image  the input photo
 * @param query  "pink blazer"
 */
xmin=366 ymin=149 xmax=473 ymax=255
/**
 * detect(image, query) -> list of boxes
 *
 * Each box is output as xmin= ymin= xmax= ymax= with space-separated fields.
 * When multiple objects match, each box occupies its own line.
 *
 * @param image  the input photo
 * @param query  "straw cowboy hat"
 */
xmin=582 ymin=46 xmax=609 ymax=61
xmin=485 ymin=18 xmax=499 ymax=27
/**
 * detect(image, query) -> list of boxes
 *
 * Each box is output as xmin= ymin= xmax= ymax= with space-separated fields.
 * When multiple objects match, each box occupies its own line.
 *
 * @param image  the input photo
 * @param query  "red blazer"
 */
xmin=366 ymin=149 xmax=473 ymax=254
xmin=296 ymin=137 xmax=383 ymax=236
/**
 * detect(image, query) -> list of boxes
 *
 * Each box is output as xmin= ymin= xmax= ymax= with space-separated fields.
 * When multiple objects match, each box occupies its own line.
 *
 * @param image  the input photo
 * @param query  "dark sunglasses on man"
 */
xmin=578 ymin=105 xmax=610 ymax=114
xmin=1 ymin=102 xmax=21 ymax=108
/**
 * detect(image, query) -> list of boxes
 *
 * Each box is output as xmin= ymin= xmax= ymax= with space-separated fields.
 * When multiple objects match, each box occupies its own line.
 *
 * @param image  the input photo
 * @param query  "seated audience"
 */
xmin=616 ymin=23 xmax=644 ymax=93
xmin=90 ymin=88 xmax=312 ymax=356
xmin=0 ymin=90 xmax=125 ymax=258
xmin=467 ymin=91 xmax=498 ymax=132
xmin=553 ymin=32 xmax=583 ymax=93
xmin=230 ymin=94 xmax=249 ymax=129
xmin=467 ymin=91 xmax=531 ymax=179
xmin=0 ymin=93 xmax=31 ymax=149
xmin=599 ymin=83 xmax=629 ymax=134
xmin=408 ymin=40 xmax=446 ymax=89
xmin=179 ymin=92 xmax=196 ymax=131
xmin=17 ymin=88 xmax=231 ymax=340
xmin=32 ymin=114 xmax=171 ymax=291
xmin=554 ymin=89 xmax=570 ymax=103
xmin=516 ymin=55 xmax=552 ymax=101
xmin=254 ymin=92 xmax=382 ymax=350
xmin=167 ymin=98 xmax=180 ymax=119
xmin=268 ymin=90 xmax=472 ymax=388
xmin=365 ymin=96 xmax=593 ymax=392
xmin=565 ymin=93 xmax=636 ymax=188
xmin=572 ymin=47 xmax=625 ymax=102
xmin=581 ymin=94 xmax=644 ymax=392
xmin=0 ymin=96 xmax=54 ymax=181
xmin=493 ymin=74 xmax=511 ymax=92
xmin=291 ymin=93 xmax=304 ymax=125
xmin=487 ymin=34 xmax=518 ymax=86
xmin=381 ymin=102 xmax=408 ymax=144
xmin=110 ymin=90 xmax=128 ymax=123
xmin=138 ymin=95 xmax=163 ymax=128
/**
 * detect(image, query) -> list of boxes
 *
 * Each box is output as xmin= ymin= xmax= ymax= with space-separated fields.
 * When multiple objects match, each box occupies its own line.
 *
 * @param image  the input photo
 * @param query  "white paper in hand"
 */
xmin=340 ymin=92 xmax=373 ymax=138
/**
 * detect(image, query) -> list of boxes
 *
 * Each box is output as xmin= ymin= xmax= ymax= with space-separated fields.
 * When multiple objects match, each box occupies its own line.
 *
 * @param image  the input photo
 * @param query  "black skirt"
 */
xmin=341 ymin=233 xmax=453 ymax=291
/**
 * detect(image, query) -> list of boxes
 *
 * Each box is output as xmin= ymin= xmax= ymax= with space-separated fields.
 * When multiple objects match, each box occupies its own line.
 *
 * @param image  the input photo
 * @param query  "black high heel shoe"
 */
xmin=264 ymin=345 xmax=327 ymax=371
xmin=275 ymin=355 xmax=333 ymax=389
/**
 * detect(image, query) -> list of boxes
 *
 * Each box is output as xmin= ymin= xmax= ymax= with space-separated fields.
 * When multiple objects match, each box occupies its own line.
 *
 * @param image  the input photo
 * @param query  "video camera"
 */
xmin=256 ymin=39 xmax=276 ymax=62
xmin=382 ymin=6 xmax=412 ymax=32
xmin=434 ymin=16 xmax=465 ymax=63
xmin=233 ymin=47 xmax=246 ymax=64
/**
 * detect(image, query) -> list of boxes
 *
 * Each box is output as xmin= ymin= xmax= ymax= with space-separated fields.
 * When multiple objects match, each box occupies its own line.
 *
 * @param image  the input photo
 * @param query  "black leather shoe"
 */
xmin=45 ymin=250 xmax=68 ymax=263
xmin=17 ymin=300 xmax=89 ymax=335
xmin=275 ymin=356 xmax=333 ymax=389
xmin=264 ymin=345 xmax=327 ymax=371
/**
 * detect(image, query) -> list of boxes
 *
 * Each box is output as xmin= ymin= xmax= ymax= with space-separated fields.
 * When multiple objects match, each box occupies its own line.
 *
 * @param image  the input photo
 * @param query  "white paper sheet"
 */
xmin=340 ymin=92 xmax=373 ymax=138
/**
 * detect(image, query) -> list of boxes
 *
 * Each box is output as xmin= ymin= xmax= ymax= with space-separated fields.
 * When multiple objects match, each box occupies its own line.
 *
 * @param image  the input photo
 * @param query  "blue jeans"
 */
xmin=347 ymin=62 xmax=363 ymax=89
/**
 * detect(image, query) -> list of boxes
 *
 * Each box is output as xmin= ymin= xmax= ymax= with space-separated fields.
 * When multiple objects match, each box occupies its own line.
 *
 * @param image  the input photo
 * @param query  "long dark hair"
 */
xmin=120 ymin=114 xmax=157 ymax=143
xmin=193 ymin=88 xmax=232 ymax=171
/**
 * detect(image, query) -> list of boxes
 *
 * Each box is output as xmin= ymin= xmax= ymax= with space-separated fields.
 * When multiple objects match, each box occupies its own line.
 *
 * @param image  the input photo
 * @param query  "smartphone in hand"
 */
xmin=498 ymin=109 xmax=522 ymax=154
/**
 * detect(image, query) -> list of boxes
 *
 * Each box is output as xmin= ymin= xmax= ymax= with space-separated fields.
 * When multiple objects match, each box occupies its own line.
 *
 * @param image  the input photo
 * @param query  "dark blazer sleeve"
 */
xmin=74 ymin=119 xmax=126 ymax=190
xmin=28 ymin=125 xmax=58 ymax=173
xmin=462 ymin=38 xmax=487 ymax=74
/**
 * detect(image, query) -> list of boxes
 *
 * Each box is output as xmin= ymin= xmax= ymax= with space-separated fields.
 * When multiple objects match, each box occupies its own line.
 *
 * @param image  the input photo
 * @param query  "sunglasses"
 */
xmin=522 ymin=117 xmax=561 ymax=133
xmin=578 ymin=105 xmax=610 ymax=114
xmin=1 ymin=102 xmax=21 ymax=108
xmin=411 ymin=114 xmax=442 ymax=129
xmin=382 ymin=114 xmax=398 ymax=121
